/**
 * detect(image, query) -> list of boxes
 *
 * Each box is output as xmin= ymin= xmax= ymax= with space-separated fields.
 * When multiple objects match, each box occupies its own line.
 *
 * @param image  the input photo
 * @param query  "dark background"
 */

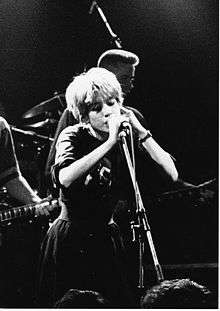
xmin=0 ymin=1 xmax=218 ymax=305
xmin=0 ymin=0 xmax=218 ymax=183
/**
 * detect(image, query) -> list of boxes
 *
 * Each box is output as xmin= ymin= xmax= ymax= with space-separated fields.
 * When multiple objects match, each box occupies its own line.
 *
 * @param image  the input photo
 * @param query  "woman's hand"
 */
xmin=107 ymin=113 xmax=129 ymax=144
xmin=120 ymin=106 xmax=147 ymax=138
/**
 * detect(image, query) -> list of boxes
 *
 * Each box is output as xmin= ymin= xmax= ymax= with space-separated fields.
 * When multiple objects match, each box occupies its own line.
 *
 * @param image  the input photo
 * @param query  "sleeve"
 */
xmin=45 ymin=108 xmax=78 ymax=179
xmin=51 ymin=126 xmax=79 ymax=188
xmin=0 ymin=117 xmax=21 ymax=186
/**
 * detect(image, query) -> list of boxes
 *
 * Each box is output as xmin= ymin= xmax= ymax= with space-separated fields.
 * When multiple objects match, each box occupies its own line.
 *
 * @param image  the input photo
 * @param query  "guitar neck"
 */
xmin=0 ymin=199 xmax=58 ymax=224
xmin=0 ymin=203 xmax=36 ymax=223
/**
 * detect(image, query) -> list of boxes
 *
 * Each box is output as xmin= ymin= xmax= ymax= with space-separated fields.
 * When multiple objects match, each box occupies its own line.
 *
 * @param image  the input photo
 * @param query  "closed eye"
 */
xmin=107 ymin=101 xmax=115 ymax=106
xmin=88 ymin=102 xmax=103 ymax=112
xmin=107 ymin=97 xmax=119 ymax=106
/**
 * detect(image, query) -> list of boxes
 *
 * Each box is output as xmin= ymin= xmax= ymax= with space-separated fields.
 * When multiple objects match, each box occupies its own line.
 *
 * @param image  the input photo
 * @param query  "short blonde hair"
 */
xmin=65 ymin=67 xmax=123 ymax=122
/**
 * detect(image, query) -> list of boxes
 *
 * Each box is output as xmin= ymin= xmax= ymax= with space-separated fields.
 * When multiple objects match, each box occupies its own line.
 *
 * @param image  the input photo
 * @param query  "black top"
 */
xmin=45 ymin=106 xmax=147 ymax=193
xmin=52 ymin=124 xmax=135 ymax=227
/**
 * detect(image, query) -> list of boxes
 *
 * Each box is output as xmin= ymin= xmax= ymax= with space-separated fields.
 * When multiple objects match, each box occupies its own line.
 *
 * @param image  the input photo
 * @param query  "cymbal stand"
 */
xmin=119 ymin=131 xmax=164 ymax=289
xmin=53 ymin=91 xmax=66 ymax=111
xmin=89 ymin=1 xmax=122 ymax=48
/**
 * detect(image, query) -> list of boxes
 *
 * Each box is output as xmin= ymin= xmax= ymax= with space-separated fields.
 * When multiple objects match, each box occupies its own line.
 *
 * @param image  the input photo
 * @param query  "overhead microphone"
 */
xmin=89 ymin=1 xmax=97 ymax=14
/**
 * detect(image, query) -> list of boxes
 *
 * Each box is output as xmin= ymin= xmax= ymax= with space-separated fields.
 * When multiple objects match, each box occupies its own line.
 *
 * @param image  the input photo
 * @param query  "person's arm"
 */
xmin=0 ymin=118 xmax=52 ymax=216
xmin=5 ymin=176 xmax=40 ymax=204
xmin=139 ymin=131 xmax=178 ymax=181
xmin=45 ymin=109 xmax=77 ymax=178
xmin=59 ymin=139 xmax=115 ymax=188
xmin=121 ymin=107 xmax=178 ymax=182
xmin=5 ymin=177 xmax=53 ymax=216
xmin=58 ymin=115 xmax=123 ymax=188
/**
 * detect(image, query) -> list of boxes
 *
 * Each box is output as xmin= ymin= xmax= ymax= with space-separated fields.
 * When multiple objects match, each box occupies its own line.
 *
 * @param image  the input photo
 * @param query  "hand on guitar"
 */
xmin=34 ymin=197 xmax=50 ymax=217
xmin=0 ymin=196 xmax=59 ymax=225
xmin=34 ymin=196 xmax=59 ymax=217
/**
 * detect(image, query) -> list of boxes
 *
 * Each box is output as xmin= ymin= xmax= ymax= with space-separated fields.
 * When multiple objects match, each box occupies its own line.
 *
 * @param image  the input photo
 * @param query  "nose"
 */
xmin=102 ymin=103 xmax=112 ymax=117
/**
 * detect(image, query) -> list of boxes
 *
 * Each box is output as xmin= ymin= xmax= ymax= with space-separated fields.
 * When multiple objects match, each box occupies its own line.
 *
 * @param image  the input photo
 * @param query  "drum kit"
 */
xmin=11 ymin=93 xmax=66 ymax=196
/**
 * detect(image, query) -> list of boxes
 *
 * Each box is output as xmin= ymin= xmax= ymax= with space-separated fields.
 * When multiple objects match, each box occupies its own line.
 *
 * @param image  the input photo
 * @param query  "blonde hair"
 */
xmin=65 ymin=67 xmax=123 ymax=122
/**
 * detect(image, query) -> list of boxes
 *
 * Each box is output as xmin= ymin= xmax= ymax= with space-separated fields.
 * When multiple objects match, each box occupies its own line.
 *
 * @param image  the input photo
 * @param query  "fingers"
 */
xmin=35 ymin=207 xmax=49 ymax=216
xmin=120 ymin=106 xmax=134 ymax=122
xmin=120 ymin=106 xmax=130 ymax=114
xmin=35 ymin=201 xmax=51 ymax=217
xmin=108 ymin=114 xmax=129 ymax=143
xmin=120 ymin=107 xmax=131 ymax=119
xmin=108 ymin=114 xmax=129 ymax=130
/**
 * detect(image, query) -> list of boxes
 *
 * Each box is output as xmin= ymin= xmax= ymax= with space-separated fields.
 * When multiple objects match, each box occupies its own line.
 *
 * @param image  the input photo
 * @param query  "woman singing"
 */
xmin=36 ymin=67 xmax=178 ymax=308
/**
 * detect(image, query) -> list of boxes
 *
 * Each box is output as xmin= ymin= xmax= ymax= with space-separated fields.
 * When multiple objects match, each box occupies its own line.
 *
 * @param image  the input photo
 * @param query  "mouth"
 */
xmin=102 ymin=122 xmax=109 ymax=132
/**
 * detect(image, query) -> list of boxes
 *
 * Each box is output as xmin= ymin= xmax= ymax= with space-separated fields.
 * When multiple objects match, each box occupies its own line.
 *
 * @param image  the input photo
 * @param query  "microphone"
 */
xmin=89 ymin=1 xmax=97 ymax=14
xmin=121 ymin=121 xmax=130 ymax=129
xmin=119 ymin=121 xmax=130 ymax=137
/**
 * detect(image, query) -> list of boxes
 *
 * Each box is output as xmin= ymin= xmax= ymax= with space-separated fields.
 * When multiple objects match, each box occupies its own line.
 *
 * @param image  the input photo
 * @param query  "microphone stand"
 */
xmin=119 ymin=131 xmax=164 ymax=290
xmin=89 ymin=1 xmax=122 ymax=48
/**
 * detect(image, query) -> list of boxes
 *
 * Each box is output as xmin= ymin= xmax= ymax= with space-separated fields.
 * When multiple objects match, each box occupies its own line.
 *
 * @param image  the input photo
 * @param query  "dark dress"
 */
xmin=36 ymin=124 xmax=136 ymax=308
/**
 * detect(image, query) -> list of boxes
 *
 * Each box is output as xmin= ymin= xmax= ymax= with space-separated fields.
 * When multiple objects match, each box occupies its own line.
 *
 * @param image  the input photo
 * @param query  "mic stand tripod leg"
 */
xmin=119 ymin=135 xmax=164 ymax=290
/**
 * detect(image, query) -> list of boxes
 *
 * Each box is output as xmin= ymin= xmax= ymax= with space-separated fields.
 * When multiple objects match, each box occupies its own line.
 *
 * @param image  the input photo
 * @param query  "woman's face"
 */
xmin=88 ymin=95 xmax=121 ymax=133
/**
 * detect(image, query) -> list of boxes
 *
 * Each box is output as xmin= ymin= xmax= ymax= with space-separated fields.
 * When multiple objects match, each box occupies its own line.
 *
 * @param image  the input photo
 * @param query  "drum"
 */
xmin=14 ymin=136 xmax=50 ymax=195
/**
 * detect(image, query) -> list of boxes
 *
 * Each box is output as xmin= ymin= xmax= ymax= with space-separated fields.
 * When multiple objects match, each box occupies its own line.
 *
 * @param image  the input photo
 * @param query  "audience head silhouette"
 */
xmin=54 ymin=289 xmax=109 ymax=308
xmin=140 ymin=278 xmax=212 ymax=309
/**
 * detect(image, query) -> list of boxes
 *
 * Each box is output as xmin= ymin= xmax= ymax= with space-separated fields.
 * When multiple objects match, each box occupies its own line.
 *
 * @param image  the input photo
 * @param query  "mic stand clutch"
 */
xmin=119 ymin=132 xmax=164 ymax=289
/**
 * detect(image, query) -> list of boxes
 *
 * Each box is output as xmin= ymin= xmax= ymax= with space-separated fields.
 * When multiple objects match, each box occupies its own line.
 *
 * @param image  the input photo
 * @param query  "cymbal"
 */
xmin=22 ymin=94 xmax=65 ymax=119
xmin=23 ymin=118 xmax=58 ymax=129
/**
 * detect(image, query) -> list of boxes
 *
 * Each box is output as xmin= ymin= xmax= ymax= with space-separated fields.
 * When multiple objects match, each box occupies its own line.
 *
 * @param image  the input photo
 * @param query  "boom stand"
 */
xmin=89 ymin=1 xmax=122 ymax=48
xmin=119 ymin=133 xmax=164 ymax=289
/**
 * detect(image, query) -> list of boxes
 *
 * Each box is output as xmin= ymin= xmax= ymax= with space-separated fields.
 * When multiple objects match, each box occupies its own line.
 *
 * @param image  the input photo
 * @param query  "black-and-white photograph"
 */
xmin=0 ymin=0 xmax=218 ymax=308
